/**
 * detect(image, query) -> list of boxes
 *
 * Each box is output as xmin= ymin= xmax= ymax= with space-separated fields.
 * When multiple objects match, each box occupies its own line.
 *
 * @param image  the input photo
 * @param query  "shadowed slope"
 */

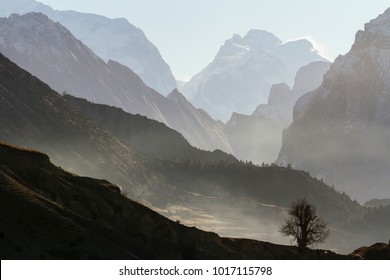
xmin=0 ymin=141 xmax=351 ymax=260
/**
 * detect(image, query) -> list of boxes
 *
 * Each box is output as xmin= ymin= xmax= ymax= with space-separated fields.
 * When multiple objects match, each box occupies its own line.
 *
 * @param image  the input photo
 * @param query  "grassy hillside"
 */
xmin=0 ymin=141 xmax=352 ymax=260
xmin=152 ymin=160 xmax=390 ymax=252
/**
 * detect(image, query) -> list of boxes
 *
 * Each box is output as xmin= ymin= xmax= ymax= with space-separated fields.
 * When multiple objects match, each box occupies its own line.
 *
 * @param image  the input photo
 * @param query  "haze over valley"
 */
xmin=0 ymin=0 xmax=390 ymax=260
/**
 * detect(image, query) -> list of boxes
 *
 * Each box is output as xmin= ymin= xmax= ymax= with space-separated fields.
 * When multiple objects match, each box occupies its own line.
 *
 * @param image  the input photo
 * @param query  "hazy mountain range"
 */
xmin=0 ymin=12 xmax=232 ymax=153
xmin=0 ymin=0 xmax=177 ymax=96
xmin=1 ymin=0 xmax=390 ymax=260
xmin=1 ymin=51 xmax=389 ymax=254
xmin=182 ymin=30 xmax=328 ymax=121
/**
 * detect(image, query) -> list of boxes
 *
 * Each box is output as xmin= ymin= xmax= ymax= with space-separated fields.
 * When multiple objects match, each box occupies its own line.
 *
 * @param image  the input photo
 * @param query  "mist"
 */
xmin=1 ymin=0 xmax=390 ymax=260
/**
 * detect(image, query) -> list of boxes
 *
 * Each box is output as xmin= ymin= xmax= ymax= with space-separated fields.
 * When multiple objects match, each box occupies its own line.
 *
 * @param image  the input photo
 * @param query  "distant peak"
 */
xmin=218 ymin=29 xmax=281 ymax=57
xmin=281 ymin=39 xmax=315 ymax=49
xmin=231 ymin=33 xmax=242 ymax=41
xmin=5 ymin=12 xmax=73 ymax=40
xmin=244 ymin=29 xmax=277 ymax=39
xmin=7 ymin=12 xmax=61 ymax=30
xmin=243 ymin=29 xmax=282 ymax=48
xmin=9 ymin=11 xmax=48 ymax=20
xmin=351 ymin=7 xmax=390 ymax=52
xmin=364 ymin=7 xmax=390 ymax=34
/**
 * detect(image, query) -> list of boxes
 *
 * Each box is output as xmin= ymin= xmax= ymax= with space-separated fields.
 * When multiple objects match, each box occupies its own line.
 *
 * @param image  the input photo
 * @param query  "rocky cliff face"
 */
xmin=182 ymin=30 xmax=327 ymax=121
xmin=0 ymin=12 xmax=232 ymax=153
xmin=254 ymin=61 xmax=331 ymax=127
xmin=278 ymin=8 xmax=390 ymax=201
xmin=0 ymin=0 xmax=176 ymax=95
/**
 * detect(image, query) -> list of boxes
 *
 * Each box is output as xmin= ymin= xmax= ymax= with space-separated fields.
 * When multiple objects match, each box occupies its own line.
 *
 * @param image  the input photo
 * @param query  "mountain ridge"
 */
xmin=0 ymin=0 xmax=177 ymax=95
xmin=182 ymin=29 xmax=328 ymax=121
xmin=0 ymin=12 xmax=232 ymax=153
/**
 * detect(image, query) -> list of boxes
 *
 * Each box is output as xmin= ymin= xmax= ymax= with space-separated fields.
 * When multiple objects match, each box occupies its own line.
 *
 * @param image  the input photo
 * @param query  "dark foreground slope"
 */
xmin=0 ymin=142 xmax=351 ymax=260
xmin=351 ymin=243 xmax=390 ymax=260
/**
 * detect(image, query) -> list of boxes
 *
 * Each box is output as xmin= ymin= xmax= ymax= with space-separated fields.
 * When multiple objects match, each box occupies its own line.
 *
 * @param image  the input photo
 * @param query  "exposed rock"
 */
xmin=278 ymin=8 xmax=390 ymax=201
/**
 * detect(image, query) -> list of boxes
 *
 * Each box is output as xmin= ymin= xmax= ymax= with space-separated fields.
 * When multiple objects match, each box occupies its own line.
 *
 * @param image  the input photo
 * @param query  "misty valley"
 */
xmin=0 ymin=0 xmax=389 ymax=260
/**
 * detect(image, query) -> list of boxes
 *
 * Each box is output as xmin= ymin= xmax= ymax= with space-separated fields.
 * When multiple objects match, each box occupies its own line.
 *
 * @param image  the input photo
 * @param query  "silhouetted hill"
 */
xmin=63 ymin=94 xmax=235 ymax=162
xmin=0 ymin=141 xmax=352 ymax=260
xmin=350 ymin=243 xmax=390 ymax=260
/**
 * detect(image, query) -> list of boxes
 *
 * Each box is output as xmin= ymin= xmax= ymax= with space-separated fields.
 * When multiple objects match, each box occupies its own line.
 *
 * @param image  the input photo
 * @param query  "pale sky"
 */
xmin=38 ymin=0 xmax=390 ymax=81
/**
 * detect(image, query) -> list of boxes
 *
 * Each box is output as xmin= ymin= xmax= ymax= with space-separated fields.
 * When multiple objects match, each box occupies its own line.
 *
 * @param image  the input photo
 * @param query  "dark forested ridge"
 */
xmin=63 ymin=94 xmax=236 ymax=162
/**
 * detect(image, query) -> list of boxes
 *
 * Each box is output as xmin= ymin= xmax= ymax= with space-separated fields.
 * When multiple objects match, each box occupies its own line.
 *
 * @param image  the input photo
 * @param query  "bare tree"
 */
xmin=280 ymin=198 xmax=329 ymax=249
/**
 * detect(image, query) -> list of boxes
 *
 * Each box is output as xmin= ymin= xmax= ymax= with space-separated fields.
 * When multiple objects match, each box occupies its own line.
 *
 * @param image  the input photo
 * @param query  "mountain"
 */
xmin=225 ymin=61 xmax=331 ymax=164
xmin=0 ymin=51 xmax=158 ymax=200
xmin=0 ymin=141 xmax=355 ymax=260
xmin=278 ymin=8 xmax=390 ymax=202
xmin=182 ymin=30 xmax=328 ymax=121
xmin=0 ymin=12 xmax=232 ymax=153
xmin=0 ymin=50 xmax=237 ymax=209
xmin=254 ymin=61 xmax=332 ymax=127
xmin=0 ymin=0 xmax=176 ymax=95
xmin=63 ymin=94 xmax=235 ymax=162
xmin=1 ymin=49 xmax=389 ymax=254
xmin=350 ymin=243 xmax=390 ymax=260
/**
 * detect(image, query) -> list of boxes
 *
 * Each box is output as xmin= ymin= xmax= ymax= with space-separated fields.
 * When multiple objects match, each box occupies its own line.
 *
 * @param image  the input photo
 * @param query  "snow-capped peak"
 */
xmin=242 ymin=29 xmax=282 ymax=48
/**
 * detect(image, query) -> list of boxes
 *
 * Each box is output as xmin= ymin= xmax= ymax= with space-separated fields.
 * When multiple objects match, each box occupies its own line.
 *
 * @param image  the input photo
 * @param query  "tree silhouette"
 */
xmin=280 ymin=198 xmax=329 ymax=250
